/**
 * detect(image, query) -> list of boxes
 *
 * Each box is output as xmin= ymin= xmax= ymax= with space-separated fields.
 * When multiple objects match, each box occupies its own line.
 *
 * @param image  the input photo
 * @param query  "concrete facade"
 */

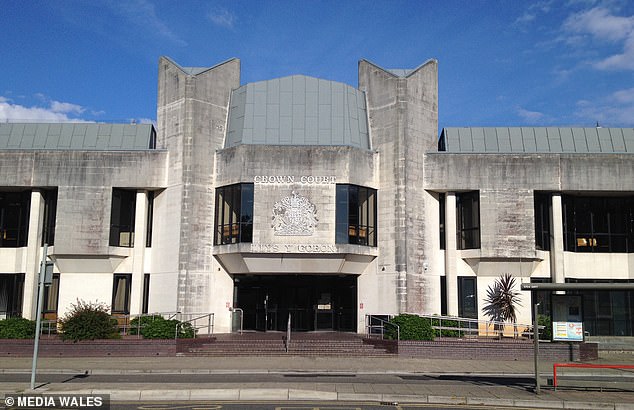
xmin=1 ymin=56 xmax=633 ymax=336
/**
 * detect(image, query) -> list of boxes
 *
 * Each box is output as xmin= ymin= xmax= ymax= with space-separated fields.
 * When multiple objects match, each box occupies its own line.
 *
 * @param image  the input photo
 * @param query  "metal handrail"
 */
xmin=286 ymin=313 xmax=291 ymax=353
xmin=175 ymin=313 xmax=214 ymax=339
xmin=365 ymin=315 xmax=400 ymax=341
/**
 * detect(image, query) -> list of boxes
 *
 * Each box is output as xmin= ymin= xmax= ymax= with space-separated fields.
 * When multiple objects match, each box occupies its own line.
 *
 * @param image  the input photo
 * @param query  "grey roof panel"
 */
xmin=440 ymin=127 xmax=634 ymax=154
xmin=226 ymin=75 xmax=370 ymax=149
xmin=0 ymin=123 xmax=155 ymax=150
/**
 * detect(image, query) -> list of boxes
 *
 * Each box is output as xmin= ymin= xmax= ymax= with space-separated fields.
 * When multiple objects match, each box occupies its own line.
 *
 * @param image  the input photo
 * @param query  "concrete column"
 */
xmin=445 ymin=193 xmax=459 ymax=316
xmin=550 ymin=194 xmax=565 ymax=285
xmin=129 ymin=191 xmax=148 ymax=315
xmin=22 ymin=190 xmax=45 ymax=319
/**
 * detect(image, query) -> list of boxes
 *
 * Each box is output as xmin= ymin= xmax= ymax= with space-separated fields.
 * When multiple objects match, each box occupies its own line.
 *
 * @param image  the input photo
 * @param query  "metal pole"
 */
xmin=30 ymin=244 xmax=47 ymax=390
xmin=533 ymin=301 xmax=540 ymax=395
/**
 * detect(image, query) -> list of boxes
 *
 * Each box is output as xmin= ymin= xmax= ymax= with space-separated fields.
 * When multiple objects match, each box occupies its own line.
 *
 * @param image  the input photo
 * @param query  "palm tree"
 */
xmin=483 ymin=273 xmax=522 ymax=337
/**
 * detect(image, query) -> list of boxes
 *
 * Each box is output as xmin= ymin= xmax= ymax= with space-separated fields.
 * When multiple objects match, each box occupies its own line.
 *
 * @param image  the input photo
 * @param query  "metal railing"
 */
xmin=366 ymin=313 xmax=543 ymax=341
xmin=365 ymin=315 xmax=400 ymax=340
xmin=175 ymin=313 xmax=214 ymax=339
xmin=413 ymin=314 xmax=543 ymax=340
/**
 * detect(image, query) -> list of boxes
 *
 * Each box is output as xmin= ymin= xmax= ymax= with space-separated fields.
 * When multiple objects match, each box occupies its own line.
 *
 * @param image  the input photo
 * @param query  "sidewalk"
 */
xmin=1 ymin=355 xmax=633 ymax=409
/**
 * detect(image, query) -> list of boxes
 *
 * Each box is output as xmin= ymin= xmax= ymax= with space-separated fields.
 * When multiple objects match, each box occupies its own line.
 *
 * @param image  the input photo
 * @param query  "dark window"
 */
xmin=563 ymin=195 xmax=634 ymax=253
xmin=439 ymin=193 xmax=446 ymax=250
xmin=111 ymin=274 xmax=132 ymax=314
xmin=440 ymin=276 xmax=447 ymax=315
xmin=149 ymin=127 xmax=157 ymax=149
xmin=0 ymin=273 xmax=24 ymax=318
xmin=456 ymin=191 xmax=480 ymax=250
xmin=534 ymin=192 xmax=551 ymax=251
xmin=214 ymin=184 xmax=253 ymax=245
xmin=109 ymin=189 xmax=136 ymax=247
xmin=43 ymin=273 xmax=60 ymax=314
xmin=42 ymin=189 xmax=57 ymax=246
xmin=530 ymin=277 xmax=551 ymax=319
xmin=335 ymin=185 xmax=377 ymax=247
xmin=566 ymin=278 xmax=634 ymax=336
xmin=458 ymin=277 xmax=478 ymax=318
xmin=142 ymin=274 xmax=150 ymax=314
xmin=0 ymin=191 xmax=30 ymax=248
xmin=146 ymin=191 xmax=154 ymax=247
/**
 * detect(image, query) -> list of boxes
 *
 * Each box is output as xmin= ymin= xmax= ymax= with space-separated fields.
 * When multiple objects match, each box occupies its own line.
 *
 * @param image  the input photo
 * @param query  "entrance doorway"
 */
xmin=233 ymin=275 xmax=357 ymax=332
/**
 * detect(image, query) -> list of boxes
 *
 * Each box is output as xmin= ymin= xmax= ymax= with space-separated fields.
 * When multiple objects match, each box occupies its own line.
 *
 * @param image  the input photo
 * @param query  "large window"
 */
xmin=534 ymin=192 xmax=551 ymax=251
xmin=439 ymin=193 xmax=446 ymax=250
xmin=458 ymin=276 xmax=478 ymax=318
xmin=563 ymin=195 xmax=634 ymax=253
xmin=42 ymin=189 xmax=57 ymax=246
xmin=456 ymin=191 xmax=480 ymax=250
xmin=214 ymin=184 xmax=253 ymax=245
xmin=0 ymin=191 xmax=30 ymax=248
xmin=145 ymin=191 xmax=154 ymax=248
xmin=109 ymin=189 xmax=136 ymax=247
xmin=43 ymin=273 xmax=60 ymax=316
xmin=336 ymin=185 xmax=377 ymax=247
xmin=111 ymin=274 xmax=132 ymax=314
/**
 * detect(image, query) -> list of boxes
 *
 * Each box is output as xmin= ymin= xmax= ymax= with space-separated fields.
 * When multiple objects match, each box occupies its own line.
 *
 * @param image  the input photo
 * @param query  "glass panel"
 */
xmin=335 ymin=185 xmax=348 ymax=244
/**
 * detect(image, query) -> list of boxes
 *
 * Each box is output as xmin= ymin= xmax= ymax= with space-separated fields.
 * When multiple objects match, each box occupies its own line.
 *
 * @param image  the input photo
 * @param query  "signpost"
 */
xmin=30 ymin=244 xmax=53 ymax=390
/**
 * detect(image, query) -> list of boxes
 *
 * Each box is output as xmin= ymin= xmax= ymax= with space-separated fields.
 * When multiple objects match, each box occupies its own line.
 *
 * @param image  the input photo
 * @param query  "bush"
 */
xmin=139 ymin=316 xmax=195 ymax=339
xmin=59 ymin=300 xmax=120 ymax=341
xmin=385 ymin=314 xmax=434 ymax=341
xmin=0 ymin=317 xmax=36 ymax=339
xmin=431 ymin=318 xmax=460 ymax=337
xmin=538 ymin=314 xmax=552 ymax=341
xmin=128 ymin=315 xmax=164 ymax=335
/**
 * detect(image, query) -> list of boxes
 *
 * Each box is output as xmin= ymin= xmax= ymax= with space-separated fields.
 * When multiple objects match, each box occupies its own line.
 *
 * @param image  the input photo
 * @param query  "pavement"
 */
xmin=1 ymin=353 xmax=633 ymax=409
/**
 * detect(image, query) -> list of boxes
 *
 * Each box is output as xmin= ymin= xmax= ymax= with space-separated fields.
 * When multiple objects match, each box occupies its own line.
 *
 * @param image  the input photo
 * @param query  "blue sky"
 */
xmin=1 ymin=0 xmax=633 ymax=130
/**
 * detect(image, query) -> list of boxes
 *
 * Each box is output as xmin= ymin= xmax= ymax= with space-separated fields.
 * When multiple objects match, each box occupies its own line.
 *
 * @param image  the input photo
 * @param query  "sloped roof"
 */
xmin=439 ymin=127 xmax=634 ymax=153
xmin=0 ymin=123 xmax=156 ymax=150
xmin=225 ymin=75 xmax=370 ymax=149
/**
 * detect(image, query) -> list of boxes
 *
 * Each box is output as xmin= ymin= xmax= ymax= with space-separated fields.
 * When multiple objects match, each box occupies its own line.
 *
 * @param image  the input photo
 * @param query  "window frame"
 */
xmin=335 ymin=184 xmax=377 ymax=247
xmin=456 ymin=191 xmax=480 ymax=250
xmin=111 ymin=273 xmax=132 ymax=315
xmin=214 ymin=183 xmax=254 ymax=246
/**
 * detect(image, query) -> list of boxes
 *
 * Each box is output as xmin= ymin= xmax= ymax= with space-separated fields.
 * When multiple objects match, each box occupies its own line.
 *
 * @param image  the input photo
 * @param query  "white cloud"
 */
xmin=517 ymin=107 xmax=547 ymax=123
xmin=562 ymin=6 xmax=634 ymax=70
xmin=574 ymin=87 xmax=634 ymax=126
xmin=514 ymin=1 xmax=553 ymax=26
xmin=113 ymin=0 xmax=187 ymax=46
xmin=208 ymin=8 xmax=236 ymax=29
xmin=51 ymin=100 xmax=85 ymax=115
xmin=0 ymin=96 xmax=89 ymax=123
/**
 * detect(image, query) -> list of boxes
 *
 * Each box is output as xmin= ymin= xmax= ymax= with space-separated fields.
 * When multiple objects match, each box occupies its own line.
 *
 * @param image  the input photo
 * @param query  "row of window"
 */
xmin=214 ymin=184 xmax=378 ymax=247
xmin=439 ymin=191 xmax=634 ymax=254
xmin=535 ymin=193 xmax=634 ymax=253
xmin=0 ymin=190 xmax=56 ymax=247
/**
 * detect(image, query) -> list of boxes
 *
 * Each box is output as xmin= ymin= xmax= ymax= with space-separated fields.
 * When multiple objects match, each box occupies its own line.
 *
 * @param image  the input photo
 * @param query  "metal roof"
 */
xmin=439 ymin=127 xmax=634 ymax=153
xmin=0 ymin=123 xmax=156 ymax=150
xmin=225 ymin=75 xmax=370 ymax=149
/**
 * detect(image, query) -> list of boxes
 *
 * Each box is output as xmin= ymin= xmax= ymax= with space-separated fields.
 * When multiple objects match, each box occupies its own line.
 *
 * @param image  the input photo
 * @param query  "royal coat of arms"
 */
xmin=272 ymin=191 xmax=318 ymax=236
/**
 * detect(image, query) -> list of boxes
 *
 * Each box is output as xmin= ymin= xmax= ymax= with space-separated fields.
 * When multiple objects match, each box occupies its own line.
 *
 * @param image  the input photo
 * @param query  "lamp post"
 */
xmin=30 ymin=244 xmax=51 ymax=390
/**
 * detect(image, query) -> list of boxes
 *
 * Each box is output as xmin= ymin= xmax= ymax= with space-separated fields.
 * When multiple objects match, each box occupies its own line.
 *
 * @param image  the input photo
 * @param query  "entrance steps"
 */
xmin=180 ymin=332 xmax=395 ymax=357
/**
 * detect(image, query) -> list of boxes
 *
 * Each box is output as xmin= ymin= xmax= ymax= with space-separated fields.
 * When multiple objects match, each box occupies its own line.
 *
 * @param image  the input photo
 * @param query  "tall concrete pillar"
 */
xmin=22 ymin=190 xmax=45 ymax=319
xmin=445 ymin=192 xmax=459 ymax=316
xmin=155 ymin=57 xmax=240 ymax=314
xmin=359 ymin=59 xmax=438 ymax=314
xmin=550 ymin=194 xmax=565 ymax=285
xmin=129 ymin=190 xmax=148 ymax=315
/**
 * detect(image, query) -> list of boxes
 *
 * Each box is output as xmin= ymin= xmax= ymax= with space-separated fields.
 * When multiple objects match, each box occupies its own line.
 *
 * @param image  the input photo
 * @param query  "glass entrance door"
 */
xmin=233 ymin=275 xmax=357 ymax=332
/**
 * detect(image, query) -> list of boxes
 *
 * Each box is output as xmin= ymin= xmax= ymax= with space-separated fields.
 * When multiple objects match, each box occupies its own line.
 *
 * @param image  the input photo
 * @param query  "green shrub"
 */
xmin=139 ymin=316 xmax=195 ymax=339
xmin=59 ymin=300 xmax=120 ymax=341
xmin=385 ymin=314 xmax=434 ymax=341
xmin=0 ymin=317 xmax=36 ymax=339
xmin=431 ymin=318 xmax=460 ymax=337
xmin=128 ymin=315 xmax=164 ymax=335
xmin=538 ymin=314 xmax=552 ymax=341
